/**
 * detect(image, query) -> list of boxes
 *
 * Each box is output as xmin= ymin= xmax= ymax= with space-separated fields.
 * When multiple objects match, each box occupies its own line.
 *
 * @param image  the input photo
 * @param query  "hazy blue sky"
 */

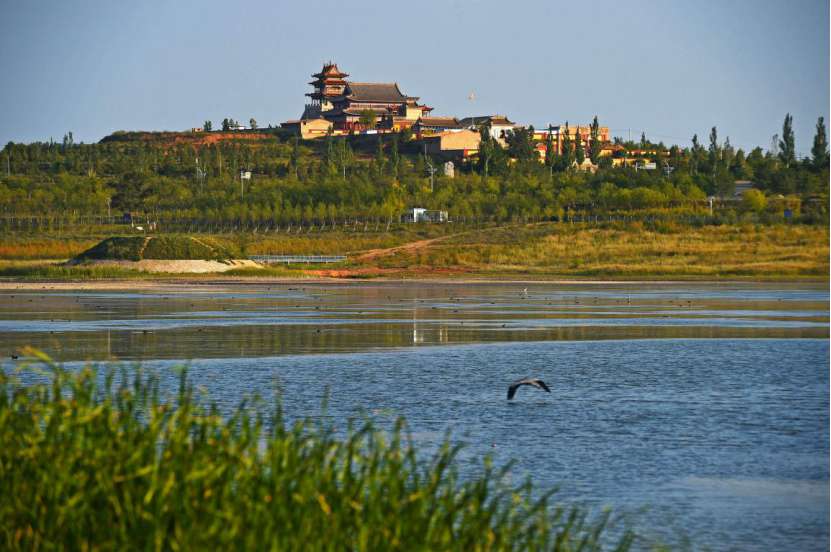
xmin=1 ymin=0 xmax=828 ymax=153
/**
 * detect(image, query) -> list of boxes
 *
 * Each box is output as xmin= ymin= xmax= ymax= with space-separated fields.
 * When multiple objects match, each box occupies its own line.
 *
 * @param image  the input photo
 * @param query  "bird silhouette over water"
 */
xmin=507 ymin=378 xmax=551 ymax=400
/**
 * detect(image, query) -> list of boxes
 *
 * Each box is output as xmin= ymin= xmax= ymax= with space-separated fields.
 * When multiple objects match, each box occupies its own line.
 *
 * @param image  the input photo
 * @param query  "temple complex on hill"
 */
xmin=281 ymin=61 xmax=625 ymax=169
xmin=298 ymin=62 xmax=433 ymax=131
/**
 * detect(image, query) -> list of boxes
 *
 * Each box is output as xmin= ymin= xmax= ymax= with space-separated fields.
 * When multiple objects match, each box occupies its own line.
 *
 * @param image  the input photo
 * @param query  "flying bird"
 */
xmin=507 ymin=378 xmax=551 ymax=400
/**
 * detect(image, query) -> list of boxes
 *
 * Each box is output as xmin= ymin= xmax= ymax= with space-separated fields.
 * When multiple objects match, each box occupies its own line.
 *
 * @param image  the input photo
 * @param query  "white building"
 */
xmin=402 ymin=207 xmax=448 ymax=223
xmin=458 ymin=115 xmax=519 ymax=141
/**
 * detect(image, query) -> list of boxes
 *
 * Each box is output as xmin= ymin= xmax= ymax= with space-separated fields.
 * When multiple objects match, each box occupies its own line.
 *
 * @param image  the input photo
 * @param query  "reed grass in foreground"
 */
xmin=0 ymin=351 xmax=634 ymax=551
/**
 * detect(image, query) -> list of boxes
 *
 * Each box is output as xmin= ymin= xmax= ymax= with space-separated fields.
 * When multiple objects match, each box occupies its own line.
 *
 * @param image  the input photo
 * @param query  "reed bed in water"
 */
xmin=0 ymin=351 xmax=634 ymax=551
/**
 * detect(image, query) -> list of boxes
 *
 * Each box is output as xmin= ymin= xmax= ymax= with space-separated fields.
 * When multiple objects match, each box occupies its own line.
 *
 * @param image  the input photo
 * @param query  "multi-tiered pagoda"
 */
xmin=300 ymin=62 xmax=432 ymax=131
xmin=305 ymin=63 xmax=349 ymax=113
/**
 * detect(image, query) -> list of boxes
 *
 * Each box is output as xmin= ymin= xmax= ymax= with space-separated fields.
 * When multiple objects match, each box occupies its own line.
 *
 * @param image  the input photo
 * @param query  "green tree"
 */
xmin=374 ymin=138 xmax=386 ymax=175
xmin=335 ymin=139 xmax=353 ymax=179
xmin=741 ymin=189 xmax=767 ymax=213
xmin=722 ymin=137 xmax=734 ymax=170
xmin=708 ymin=126 xmax=720 ymax=176
xmin=322 ymin=131 xmax=337 ymax=178
xmin=221 ymin=119 xmax=230 ymax=132
xmin=544 ymin=127 xmax=557 ymax=175
xmin=478 ymin=124 xmax=494 ymax=179
xmin=561 ymin=122 xmax=573 ymax=168
xmin=689 ymin=134 xmax=704 ymax=175
xmin=589 ymin=116 xmax=601 ymax=163
xmin=290 ymin=137 xmax=300 ymax=179
xmin=203 ymin=121 xmax=212 ymax=132
xmin=390 ymin=133 xmax=400 ymax=178
xmin=811 ymin=116 xmax=828 ymax=171
xmin=575 ymin=129 xmax=585 ymax=165
xmin=778 ymin=113 xmax=795 ymax=168
xmin=730 ymin=148 xmax=752 ymax=180
xmin=358 ymin=110 xmax=377 ymax=130
xmin=249 ymin=118 xmax=258 ymax=130
xmin=505 ymin=126 xmax=536 ymax=163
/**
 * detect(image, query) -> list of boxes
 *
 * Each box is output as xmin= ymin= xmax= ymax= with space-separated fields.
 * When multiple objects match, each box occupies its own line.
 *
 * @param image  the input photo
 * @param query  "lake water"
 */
xmin=1 ymin=282 xmax=828 ymax=550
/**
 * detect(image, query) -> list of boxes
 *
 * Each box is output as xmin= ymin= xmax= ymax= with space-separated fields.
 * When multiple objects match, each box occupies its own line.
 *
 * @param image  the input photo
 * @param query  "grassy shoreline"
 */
xmin=0 ymin=221 xmax=827 ymax=282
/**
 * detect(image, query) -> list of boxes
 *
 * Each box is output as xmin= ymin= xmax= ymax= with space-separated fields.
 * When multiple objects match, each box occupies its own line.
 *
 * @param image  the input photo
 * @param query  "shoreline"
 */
xmin=0 ymin=276 xmax=827 ymax=292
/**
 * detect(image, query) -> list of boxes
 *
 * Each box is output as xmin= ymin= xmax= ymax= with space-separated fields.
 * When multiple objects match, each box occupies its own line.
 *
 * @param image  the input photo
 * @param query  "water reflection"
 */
xmin=1 ymin=283 xmax=828 ymax=551
xmin=0 ymin=282 xmax=827 ymax=362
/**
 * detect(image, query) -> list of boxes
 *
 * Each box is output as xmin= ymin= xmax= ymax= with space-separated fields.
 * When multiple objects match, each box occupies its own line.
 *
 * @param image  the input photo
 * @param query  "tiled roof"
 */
xmin=313 ymin=63 xmax=348 ymax=78
xmin=459 ymin=115 xmax=516 ymax=127
xmin=345 ymin=82 xmax=411 ymax=103
xmin=341 ymin=107 xmax=394 ymax=116
xmin=417 ymin=117 xmax=461 ymax=129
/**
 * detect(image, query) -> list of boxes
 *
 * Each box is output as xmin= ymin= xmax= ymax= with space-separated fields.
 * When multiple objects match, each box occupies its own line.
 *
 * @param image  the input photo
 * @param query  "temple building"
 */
xmin=298 ymin=62 xmax=432 ymax=131
xmin=533 ymin=124 xmax=611 ymax=155
xmin=459 ymin=115 xmax=520 ymax=141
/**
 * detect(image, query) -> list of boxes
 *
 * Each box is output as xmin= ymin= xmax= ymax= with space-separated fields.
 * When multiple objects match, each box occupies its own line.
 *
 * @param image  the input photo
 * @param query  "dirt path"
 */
xmin=355 ymin=235 xmax=452 ymax=262
xmin=353 ymin=222 xmax=535 ymax=262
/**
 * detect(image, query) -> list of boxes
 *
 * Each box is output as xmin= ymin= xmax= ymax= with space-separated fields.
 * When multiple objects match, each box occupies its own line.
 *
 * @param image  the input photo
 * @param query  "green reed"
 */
xmin=0 ymin=350 xmax=634 ymax=551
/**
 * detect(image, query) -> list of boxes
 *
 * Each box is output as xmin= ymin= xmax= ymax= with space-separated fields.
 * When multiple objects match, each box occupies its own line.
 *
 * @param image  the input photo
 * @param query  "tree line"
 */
xmin=0 ymin=113 xmax=827 ymax=226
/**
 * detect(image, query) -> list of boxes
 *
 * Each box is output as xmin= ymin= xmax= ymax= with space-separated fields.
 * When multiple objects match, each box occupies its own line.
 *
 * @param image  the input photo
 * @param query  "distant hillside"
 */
xmin=99 ymin=130 xmax=287 ymax=147
xmin=75 ymin=236 xmax=234 ymax=261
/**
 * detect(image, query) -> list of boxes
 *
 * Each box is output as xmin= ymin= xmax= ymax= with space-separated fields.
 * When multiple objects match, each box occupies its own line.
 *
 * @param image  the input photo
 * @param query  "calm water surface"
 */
xmin=2 ymin=282 xmax=828 ymax=550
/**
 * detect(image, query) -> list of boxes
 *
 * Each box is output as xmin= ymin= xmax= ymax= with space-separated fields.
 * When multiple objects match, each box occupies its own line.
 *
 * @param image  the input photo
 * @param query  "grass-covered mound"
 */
xmin=75 ymin=236 xmax=234 ymax=262
xmin=0 ymin=351 xmax=635 ymax=551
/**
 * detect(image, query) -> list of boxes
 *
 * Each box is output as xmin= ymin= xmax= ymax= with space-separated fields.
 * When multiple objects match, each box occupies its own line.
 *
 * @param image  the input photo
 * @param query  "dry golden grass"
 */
xmin=0 ymin=227 xmax=448 ymax=261
xmin=377 ymin=223 xmax=829 ymax=279
xmin=2 ymin=223 xmax=826 ymax=280
xmin=0 ymin=238 xmax=98 ymax=260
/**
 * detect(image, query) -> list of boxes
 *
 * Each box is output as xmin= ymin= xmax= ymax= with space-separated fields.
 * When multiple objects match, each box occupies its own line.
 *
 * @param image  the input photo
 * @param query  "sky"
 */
xmin=1 ymin=0 xmax=828 ymax=154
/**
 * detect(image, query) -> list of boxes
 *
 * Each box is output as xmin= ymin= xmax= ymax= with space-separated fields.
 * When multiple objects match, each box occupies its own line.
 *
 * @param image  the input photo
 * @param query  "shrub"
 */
xmin=741 ymin=189 xmax=767 ymax=213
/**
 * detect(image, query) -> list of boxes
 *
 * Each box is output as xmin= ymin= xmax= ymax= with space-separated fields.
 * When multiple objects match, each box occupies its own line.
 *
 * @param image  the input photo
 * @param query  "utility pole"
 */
xmin=195 ymin=158 xmax=206 ymax=193
xmin=239 ymin=169 xmax=251 ymax=200
xmin=423 ymin=145 xmax=436 ymax=192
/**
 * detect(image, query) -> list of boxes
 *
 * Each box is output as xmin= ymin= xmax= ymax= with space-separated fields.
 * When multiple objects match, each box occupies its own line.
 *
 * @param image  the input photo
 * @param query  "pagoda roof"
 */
xmin=313 ymin=63 xmax=348 ymax=79
xmin=344 ymin=82 xmax=415 ymax=103
xmin=308 ymin=78 xmax=347 ymax=85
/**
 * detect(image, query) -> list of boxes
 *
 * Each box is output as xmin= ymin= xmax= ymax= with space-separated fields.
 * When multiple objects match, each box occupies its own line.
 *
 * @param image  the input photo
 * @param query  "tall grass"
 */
xmin=400 ymin=222 xmax=830 ymax=279
xmin=1 ymin=351 xmax=633 ymax=551
xmin=0 ymin=263 xmax=155 ymax=280
xmin=0 ymin=238 xmax=98 ymax=260
xmin=6 ymin=220 xmax=822 ymax=280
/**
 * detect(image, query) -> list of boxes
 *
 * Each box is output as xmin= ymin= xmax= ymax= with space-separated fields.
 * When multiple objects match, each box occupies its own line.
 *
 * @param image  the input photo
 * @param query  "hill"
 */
xmin=75 ymin=236 xmax=234 ymax=261
xmin=66 ymin=236 xmax=260 ymax=274
xmin=99 ymin=130 xmax=284 ymax=147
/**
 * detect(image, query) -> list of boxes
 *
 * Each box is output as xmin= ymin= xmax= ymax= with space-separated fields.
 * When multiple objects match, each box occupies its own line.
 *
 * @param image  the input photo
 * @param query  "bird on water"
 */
xmin=507 ymin=377 xmax=551 ymax=400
